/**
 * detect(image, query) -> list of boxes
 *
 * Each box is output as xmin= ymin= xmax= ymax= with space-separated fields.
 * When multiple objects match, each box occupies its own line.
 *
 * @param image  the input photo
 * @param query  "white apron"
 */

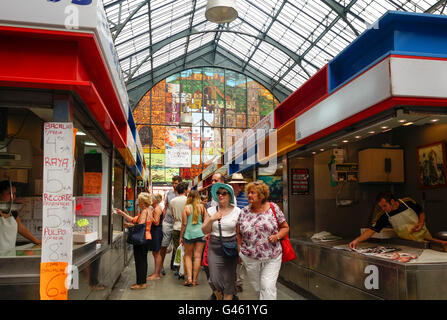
xmin=385 ymin=199 xmax=431 ymax=242
xmin=0 ymin=213 xmax=18 ymax=251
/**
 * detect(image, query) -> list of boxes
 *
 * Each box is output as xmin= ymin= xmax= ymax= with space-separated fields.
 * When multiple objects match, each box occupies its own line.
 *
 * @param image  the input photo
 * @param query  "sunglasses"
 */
xmin=216 ymin=190 xmax=230 ymax=196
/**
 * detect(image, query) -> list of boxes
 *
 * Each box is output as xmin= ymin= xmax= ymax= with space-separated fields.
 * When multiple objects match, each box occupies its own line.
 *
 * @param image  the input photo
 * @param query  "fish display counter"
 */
xmin=279 ymin=237 xmax=447 ymax=300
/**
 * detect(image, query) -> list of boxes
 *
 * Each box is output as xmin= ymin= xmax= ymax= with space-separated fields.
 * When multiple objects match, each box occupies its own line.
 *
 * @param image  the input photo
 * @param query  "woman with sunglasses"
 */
xmin=236 ymin=180 xmax=290 ymax=300
xmin=201 ymin=183 xmax=241 ymax=300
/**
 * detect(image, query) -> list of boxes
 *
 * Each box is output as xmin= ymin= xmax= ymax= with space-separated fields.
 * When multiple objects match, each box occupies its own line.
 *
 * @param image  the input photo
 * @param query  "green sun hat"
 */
xmin=211 ymin=183 xmax=235 ymax=205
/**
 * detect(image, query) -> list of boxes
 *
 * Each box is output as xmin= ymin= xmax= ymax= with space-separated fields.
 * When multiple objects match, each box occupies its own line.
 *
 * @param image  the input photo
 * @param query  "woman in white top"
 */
xmin=0 ymin=180 xmax=41 ymax=254
xmin=201 ymin=183 xmax=241 ymax=300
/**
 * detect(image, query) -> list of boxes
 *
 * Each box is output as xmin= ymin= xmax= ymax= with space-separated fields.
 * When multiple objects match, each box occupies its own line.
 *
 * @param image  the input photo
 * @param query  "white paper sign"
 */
xmin=165 ymin=148 xmax=192 ymax=168
xmin=41 ymin=122 xmax=74 ymax=264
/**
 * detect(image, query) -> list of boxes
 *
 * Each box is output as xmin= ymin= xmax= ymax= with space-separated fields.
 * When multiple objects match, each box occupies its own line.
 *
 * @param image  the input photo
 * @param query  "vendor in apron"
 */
xmin=0 ymin=180 xmax=41 ymax=253
xmin=349 ymin=191 xmax=447 ymax=251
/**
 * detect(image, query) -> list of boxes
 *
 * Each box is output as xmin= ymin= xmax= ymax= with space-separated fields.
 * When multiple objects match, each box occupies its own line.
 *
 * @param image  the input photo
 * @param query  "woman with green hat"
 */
xmin=201 ymin=183 xmax=241 ymax=300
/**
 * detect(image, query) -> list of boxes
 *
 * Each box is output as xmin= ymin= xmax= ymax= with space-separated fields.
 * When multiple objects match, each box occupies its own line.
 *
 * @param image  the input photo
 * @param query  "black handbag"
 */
xmin=126 ymin=223 xmax=149 ymax=245
xmin=217 ymin=207 xmax=239 ymax=259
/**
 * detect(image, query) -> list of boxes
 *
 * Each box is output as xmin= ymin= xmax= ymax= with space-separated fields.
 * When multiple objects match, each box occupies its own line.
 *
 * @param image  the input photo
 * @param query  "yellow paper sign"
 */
xmin=40 ymin=262 xmax=68 ymax=300
xmin=76 ymin=219 xmax=89 ymax=228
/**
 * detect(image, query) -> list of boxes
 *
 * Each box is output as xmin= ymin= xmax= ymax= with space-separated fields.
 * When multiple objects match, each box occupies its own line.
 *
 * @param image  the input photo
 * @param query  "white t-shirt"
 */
xmin=207 ymin=205 xmax=241 ymax=237
xmin=170 ymin=195 xmax=187 ymax=231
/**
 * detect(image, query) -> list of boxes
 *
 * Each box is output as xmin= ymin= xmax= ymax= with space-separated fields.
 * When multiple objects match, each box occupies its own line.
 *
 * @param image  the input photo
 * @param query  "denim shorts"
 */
xmin=183 ymin=236 xmax=206 ymax=244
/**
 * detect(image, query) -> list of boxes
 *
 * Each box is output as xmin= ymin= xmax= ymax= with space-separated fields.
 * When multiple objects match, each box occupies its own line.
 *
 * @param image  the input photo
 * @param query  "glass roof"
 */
xmin=102 ymin=0 xmax=447 ymax=104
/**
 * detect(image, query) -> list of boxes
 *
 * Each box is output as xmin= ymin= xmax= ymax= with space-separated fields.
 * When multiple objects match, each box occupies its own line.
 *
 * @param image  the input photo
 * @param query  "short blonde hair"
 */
xmin=245 ymin=181 xmax=270 ymax=203
xmin=138 ymin=192 xmax=153 ymax=207
xmin=153 ymin=194 xmax=162 ymax=204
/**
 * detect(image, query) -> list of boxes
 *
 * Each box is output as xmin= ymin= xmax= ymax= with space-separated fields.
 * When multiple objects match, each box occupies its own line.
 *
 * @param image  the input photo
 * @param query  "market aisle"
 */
xmin=108 ymin=253 xmax=307 ymax=300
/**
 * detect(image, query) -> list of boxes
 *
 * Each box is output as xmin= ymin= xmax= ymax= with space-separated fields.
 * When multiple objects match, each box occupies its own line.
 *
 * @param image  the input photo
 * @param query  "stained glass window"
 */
xmin=133 ymin=67 xmax=276 ymax=183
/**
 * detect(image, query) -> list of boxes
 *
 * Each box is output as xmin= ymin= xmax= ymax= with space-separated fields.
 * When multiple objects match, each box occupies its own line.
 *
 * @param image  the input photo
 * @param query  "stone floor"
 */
xmin=108 ymin=252 xmax=307 ymax=300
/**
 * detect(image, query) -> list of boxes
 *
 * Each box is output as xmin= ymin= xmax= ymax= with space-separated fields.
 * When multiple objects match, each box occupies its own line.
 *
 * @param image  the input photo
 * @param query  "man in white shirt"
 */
xmin=170 ymin=182 xmax=189 ymax=275
xmin=160 ymin=176 xmax=181 ymax=273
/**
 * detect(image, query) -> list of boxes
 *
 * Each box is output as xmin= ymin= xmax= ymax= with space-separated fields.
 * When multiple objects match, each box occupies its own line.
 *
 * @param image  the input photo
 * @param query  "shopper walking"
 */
xmin=147 ymin=194 xmax=163 ymax=280
xmin=228 ymin=173 xmax=248 ymax=293
xmin=160 ymin=176 xmax=182 ymax=274
xmin=207 ymin=173 xmax=225 ymax=208
xmin=202 ymin=183 xmax=241 ymax=300
xmin=237 ymin=181 xmax=290 ymax=300
xmin=170 ymin=182 xmax=189 ymax=275
xmin=180 ymin=190 xmax=206 ymax=286
xmin=202 ymin=173 xmax=224 ymax=299
xmin=115 ymin=192 xmax=154 ymax=290
xmin=229 ymin=173 xmax=249 ymax=210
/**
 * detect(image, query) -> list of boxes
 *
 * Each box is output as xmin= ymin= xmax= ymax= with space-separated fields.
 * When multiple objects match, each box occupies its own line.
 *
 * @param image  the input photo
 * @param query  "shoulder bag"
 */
xmin=126 ymin=208 xmax=152 ymax=246
xmin=217 ymin=207 xmax=239 ymax=259
xmin=270 ymin=202 xmax=296 ymax=263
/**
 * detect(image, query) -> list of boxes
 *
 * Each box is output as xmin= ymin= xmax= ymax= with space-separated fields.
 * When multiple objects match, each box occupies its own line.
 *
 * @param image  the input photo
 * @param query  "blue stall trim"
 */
xmin=127 ymin=108 xmax=137 ymax=140
xmin=328 ymin=11 xmax=447 ymax=93
xmin=136 ymin=152 xmax=143 ymax=177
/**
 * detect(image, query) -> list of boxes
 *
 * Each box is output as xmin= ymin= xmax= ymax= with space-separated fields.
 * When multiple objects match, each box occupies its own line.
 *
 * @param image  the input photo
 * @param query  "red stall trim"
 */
xmin=0 ymin=25 xmax=127 ymax=149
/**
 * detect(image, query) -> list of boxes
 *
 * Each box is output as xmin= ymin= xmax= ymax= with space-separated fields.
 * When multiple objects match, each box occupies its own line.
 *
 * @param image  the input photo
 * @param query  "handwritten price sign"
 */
xmin=40 ymin=123 xmax=74 ymax=300
xmin=40 ymin=262 xmax=69 ymax=300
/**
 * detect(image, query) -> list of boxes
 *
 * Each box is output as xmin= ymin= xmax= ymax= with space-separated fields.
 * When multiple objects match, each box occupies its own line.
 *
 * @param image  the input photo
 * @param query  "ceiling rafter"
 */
xmin=183 ymin=0 xmax=198 ymax=70
xmin=271 ymin=0 xmax=359 ymax=89
xmin=241 ymin=0 xmax=287 ymax=72
xmin=123 ymin=27 xmax=321 ymax=83
xmin=321 ymin=0 xmax=362 ymax=36
xmin=425 ymin=0 xmax=447 ymax=13
xmin=124 ymin=2 xmax=154 ymax=83
xmin=112 ymin=0 xmax=149 ymax=41
xmin=212 ymin=23 xmax=226 ymax=65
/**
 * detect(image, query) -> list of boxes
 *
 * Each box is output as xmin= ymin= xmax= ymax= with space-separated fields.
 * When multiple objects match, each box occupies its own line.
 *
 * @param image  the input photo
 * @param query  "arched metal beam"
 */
xmin=126 ymin=43 xmax=293 ymax=111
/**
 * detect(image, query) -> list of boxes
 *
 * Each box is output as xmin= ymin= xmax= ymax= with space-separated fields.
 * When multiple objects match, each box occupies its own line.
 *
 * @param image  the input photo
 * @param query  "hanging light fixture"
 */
xmin=205 ymin=0 xmax=238 ymax=24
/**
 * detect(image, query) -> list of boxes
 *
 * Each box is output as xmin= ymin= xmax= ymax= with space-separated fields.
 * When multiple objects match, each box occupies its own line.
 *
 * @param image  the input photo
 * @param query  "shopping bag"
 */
xmin=270 ymin=203 xmax=296 ymax=263
xmin=173 ymin=244 xmax=184 ymax=267
xmin=179 ymin=250 xmax=185 ymax=276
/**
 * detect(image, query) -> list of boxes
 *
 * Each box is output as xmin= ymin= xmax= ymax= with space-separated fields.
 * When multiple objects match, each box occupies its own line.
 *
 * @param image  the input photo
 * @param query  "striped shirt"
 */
xmin=236 ymin=192 xmax=249 ymax=210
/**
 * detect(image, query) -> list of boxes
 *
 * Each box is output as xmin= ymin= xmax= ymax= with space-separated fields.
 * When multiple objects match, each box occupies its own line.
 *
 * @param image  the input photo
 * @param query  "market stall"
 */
xmin=276 ymin=11 xmax=447 ymax=299
xmin=0 ymin=1 xmax=137 ymax=300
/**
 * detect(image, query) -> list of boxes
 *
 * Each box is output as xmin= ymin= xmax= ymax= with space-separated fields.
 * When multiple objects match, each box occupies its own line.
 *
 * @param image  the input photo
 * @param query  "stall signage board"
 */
xmin=291 ymin=168 xmax=310 ymax=195
xmin=40 ymin=122 xmax=74 ymax=300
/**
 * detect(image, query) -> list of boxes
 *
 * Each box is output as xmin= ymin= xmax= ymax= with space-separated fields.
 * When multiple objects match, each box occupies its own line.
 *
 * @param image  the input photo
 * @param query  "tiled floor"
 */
xmin=108 ymin=252 xmax=307 ymax=300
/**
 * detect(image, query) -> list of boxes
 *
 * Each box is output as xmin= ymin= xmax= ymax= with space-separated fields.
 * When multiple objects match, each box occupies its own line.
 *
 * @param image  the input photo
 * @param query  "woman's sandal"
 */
xmin=192 ymin=281 xmax=199 ymax=286
xmin=130 ymin=284 xmax=147 ymax=290
xmin=183 ymin=280 xmax=193 ymax=287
